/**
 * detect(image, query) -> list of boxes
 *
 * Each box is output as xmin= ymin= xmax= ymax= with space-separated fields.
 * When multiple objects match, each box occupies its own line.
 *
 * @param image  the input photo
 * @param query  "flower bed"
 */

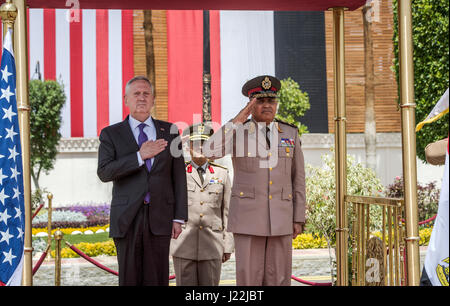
xmin=369 ymin=227 xmax=432 ymax=246
xmin=32 ymin=204 xmax=110 ymax=229
xmin=55 ymin=204 xmax=110 ymax=218
xmin=293 ymin=233 xmax=328 ymax=249
xmin=50 ymin=240 xmax=116 ymax=258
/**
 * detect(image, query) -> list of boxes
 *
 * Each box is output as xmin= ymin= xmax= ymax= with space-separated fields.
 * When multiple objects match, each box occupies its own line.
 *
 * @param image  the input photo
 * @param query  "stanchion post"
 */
xmin=54 ymin=229 xmax=63 ymax=286
xmin=47 ymin=193 xmax=53 ymax=260
xmin=331 ymin=6 xmax=349 ymax=286
xmin=11 ymin=0 xmax=33 ymax=286
xmin=397 ymin=0 xmax=420 ymax=285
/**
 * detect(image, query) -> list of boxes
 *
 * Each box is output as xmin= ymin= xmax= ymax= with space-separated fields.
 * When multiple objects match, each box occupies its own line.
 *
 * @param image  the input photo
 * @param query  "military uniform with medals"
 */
xmin=170 ymin=124 xmax=234 ymax=286
xmin=203 ymin=76 xmax=307 ymax=286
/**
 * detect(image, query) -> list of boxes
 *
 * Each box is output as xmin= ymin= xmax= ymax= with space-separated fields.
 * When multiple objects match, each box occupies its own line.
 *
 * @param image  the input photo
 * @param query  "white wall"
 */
xmin=36 ymin=133 xmax=445 ymax=206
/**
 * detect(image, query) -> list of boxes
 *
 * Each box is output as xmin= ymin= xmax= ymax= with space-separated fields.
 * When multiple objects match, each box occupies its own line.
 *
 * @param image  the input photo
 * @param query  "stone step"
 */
xmin=32 ymin=247 xmax=427 ymax=286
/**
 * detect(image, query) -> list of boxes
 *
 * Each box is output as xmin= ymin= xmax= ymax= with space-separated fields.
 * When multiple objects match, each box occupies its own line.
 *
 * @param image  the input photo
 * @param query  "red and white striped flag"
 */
xmin=1 ymin=9 xmax=134 ymax=138
xmin=2 ymin=10 xmax=328 ymax=137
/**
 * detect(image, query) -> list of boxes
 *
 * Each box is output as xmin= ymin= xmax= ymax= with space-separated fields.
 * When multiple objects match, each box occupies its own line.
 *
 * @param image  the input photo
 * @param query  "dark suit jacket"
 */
xmin=97 ymin=116 xmax=188 ymax=238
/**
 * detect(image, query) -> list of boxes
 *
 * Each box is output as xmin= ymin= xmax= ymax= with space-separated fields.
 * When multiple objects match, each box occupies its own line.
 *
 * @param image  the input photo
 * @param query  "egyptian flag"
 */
xmin=167 ymin=10 xmax=329 ymax=132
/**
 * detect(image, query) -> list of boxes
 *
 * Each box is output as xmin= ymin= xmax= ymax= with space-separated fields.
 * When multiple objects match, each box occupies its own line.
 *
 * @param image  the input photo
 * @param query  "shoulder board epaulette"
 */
xmin=275 ymin=118 xmax=298 ymax=129
xmin=209 ymin=162 xmax=228 ymax=170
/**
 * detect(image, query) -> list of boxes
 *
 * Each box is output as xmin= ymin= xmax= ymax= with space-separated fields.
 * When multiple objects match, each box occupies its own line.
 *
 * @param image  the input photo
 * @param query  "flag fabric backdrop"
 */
xmin=167 ymin=10 xmax=329 ymax=131
xmin=1 ymin=9 xmax=328 ymax=138
xmin=0 ymin=29 xmax=25 ymax=286
xmin=7 ymin=8 xmax=135 ymax=138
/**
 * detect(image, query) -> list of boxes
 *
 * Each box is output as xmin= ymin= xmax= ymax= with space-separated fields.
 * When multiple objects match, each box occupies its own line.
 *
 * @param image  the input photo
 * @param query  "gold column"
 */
xmin=397 ymin=0 xmax=420 ymax=286
xmin=54 ymin=229 xmax=63 ymax=286
xmin=14 ymin=0 xmax=32 ymax=286
xmin=0 ymin=1 xmax=17 ymax=39
xmin=331 ymin=7 xmax=348 ymax=286
xmin=0 ymin=0 xmax=32 ymax=286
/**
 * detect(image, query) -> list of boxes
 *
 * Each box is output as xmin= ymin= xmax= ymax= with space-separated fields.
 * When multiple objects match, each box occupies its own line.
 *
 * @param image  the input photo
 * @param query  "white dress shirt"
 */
xmin=128 ymin=115 xmax=156 ymax=166
xmin=191 ymin=160 xmax=208 ymax=182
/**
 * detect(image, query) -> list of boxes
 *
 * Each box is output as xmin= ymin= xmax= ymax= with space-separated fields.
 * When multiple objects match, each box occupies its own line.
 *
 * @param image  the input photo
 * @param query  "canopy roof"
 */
xmin=26 ymin=0 xmax=366 ymax=11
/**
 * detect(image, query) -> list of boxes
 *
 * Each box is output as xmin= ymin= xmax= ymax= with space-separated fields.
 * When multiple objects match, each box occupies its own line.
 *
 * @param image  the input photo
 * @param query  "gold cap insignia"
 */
xmin=261 ymin=76 xmax=272 ymax=90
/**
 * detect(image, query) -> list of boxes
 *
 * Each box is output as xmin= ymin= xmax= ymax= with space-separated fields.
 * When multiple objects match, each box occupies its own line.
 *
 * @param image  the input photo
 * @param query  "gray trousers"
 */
xmin=173 ymin=257 xmax=222 ymax=286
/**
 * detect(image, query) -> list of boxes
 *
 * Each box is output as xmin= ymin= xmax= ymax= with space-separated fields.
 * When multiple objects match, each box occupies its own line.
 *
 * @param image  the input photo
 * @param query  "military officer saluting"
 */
xmin=170 ymin=123 xmax=234 ymax=286
xmin=204 ymin=75 xmax=306 ymax=286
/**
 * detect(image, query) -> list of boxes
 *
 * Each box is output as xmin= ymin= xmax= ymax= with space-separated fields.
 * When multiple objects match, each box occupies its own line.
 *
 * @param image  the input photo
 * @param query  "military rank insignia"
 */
xmin=261 ymin=76 xmax=272 ymax=90
xmin=279 ymin=138 xmax=295 ymax=147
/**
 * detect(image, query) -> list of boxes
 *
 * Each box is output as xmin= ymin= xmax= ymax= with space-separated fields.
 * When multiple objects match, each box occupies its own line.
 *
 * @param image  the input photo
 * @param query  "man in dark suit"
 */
xmin=97 ymin=76 xmax=188 ymax=286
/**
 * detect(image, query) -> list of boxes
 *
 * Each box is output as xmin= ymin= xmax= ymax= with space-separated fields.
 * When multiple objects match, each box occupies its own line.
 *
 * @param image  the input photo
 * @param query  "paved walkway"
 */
xmin=32 ymin=247 xmax=428 ymax=286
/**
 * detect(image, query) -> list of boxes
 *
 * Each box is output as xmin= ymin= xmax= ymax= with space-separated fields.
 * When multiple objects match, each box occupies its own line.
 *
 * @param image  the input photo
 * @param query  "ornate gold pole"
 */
xmin=202 ymin=10 xmax=212 ymax=122
xmin=397 ymin=0 xmax=420 ymax=286
xmin=331 ymin=7 xmax=348 ymax=286
xmin=13 ymin=0 xmax=32 ymax=286
xmin=0 ymin=1 xmax=17 ymax=39
xmin=54 ymin=229 xmax=63 ymax=286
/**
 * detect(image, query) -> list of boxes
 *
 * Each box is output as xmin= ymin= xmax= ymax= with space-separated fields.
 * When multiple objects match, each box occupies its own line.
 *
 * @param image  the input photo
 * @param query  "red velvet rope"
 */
xmin=418 ymin=214 xmax=437 ymax=225
xmin=65 ymin=241 xmax=177 ymax=280
xmin=291 ymin=275 xmax=332 ymax=286
xmin=66 ymin=242 xmax=119 ymax=276
xmin=401 ymin=214 xmax=437 ymax=225
xmin=61 ymin=242 xmax=327 ymax=285
xmin=31 ymin=203 xmax=45 ymax=220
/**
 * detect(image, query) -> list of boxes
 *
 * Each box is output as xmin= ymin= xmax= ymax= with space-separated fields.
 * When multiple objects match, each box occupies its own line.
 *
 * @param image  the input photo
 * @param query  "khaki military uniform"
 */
xmin=170 ymin=161 xmax=234 ymax=286
xmin=204 ymin=118 xmax=306 ymax=286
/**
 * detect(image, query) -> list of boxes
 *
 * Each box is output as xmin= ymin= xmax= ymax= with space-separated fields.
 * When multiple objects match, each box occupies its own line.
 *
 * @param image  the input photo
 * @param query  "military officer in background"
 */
xmin=170 ymin=123 xmax=234 ymax=286
xmin=203 ymin=75 xmax=306 ymax=286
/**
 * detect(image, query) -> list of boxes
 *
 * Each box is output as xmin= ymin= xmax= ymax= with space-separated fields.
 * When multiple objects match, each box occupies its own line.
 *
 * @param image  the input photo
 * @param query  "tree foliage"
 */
xmin=276 ymin=77 xmax=310 ymax=135
xmin=29 ymin=79 xmax=66 ymax=193
xmin=393 ymin=0 xmax=449 ymax=162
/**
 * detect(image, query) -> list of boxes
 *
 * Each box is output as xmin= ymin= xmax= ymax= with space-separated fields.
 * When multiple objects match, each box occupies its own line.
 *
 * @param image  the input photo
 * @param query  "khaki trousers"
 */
xmin=173 ymin=257 xmax=222 ymax=286
xmin=233 ymin=234 xmax=292 ymax=286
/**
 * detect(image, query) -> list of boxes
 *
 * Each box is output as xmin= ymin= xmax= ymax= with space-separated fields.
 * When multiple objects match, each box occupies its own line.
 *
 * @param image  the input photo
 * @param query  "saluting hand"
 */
xmin=232 ymin=98 xmax=257 ymax=124
xmin=139 ymin=138 xmax=168 ymax=160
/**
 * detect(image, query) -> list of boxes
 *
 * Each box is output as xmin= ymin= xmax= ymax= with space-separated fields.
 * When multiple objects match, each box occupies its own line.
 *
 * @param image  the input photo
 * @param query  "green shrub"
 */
xmin=305 ymin=151 xmax=385 ymax=246
xmin=392 ymin=0 xmax=449 ymax=162
xmin=385 ymin=176 xmax=440 ymax=224
xmin=292 ymin=233 xmax=328 ymax=249
xmin=51 ymin=240 xmax=116 ymax=258
xmin=276 ymin=77 xmax=310 ymax=135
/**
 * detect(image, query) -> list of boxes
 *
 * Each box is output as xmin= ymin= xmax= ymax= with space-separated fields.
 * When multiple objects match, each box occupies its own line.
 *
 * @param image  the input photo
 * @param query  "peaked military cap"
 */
xmin=182 ymin=123 xmax=214 ymax=141
xmin=242 ymin=75 xmax=281 ymax=99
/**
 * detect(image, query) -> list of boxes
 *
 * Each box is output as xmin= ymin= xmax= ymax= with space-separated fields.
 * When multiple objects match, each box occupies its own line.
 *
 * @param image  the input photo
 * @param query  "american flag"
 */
xmin=0 ymin=29 xmax=25 ymax=286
